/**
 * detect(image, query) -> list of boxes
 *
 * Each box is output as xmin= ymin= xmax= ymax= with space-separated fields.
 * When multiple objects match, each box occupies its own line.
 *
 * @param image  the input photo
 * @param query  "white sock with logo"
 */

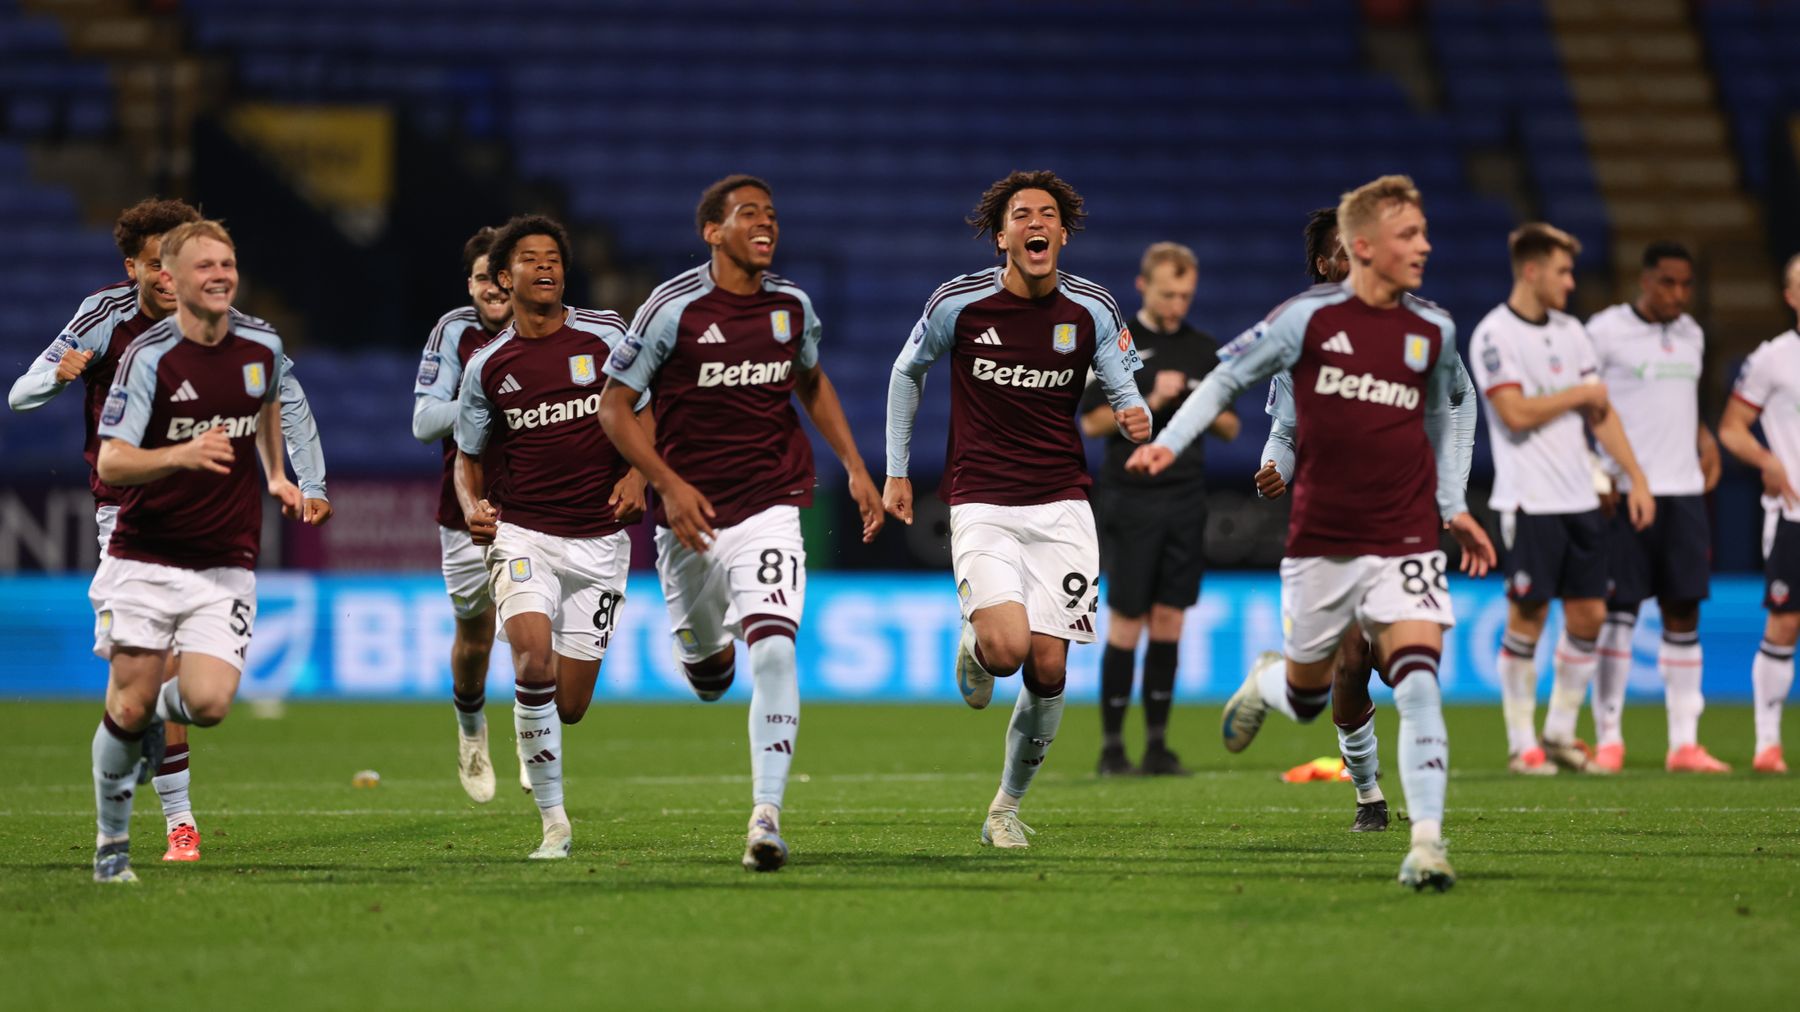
xmin=999 ymin=678 xmax=1065 ymax=804
xmin=1498 ymin=630 xmax=1539 ymax=755
xmin=1543 ymin=632 xmax=1597 ymax=743
xmin=1336 ymin=713 xmax=1382 ymax=802
xmin=1390 ymin=648 xmax=1448 ymax=846
xmin=1659 ymin=631 xmax=1704 ymax=749
xmin=92 ymin=715 xmax=142 ymax=841
xmin=1753 ymin=641 xmax=1794 ymax=753
xmin=748 ymin=633 xmax=800 ymax=809
xmin=1593 ymin=614 xmax=1635 ymax=747
xmin=514 ymin=684 xmax=565 ymax=828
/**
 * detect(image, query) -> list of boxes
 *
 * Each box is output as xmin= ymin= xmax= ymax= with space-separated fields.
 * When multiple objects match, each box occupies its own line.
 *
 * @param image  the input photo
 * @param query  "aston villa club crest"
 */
xmin=568 ymin=353 xmax=597 ymax=386
xmin=242 ymin=362 xmax=268 ymax=397
xmin=1053 ymin=323 xmax=1078 ymax=355
xmin=508 ymin=558 xmax=532 ymax=583
xmin=1403 ymin=334 xmax=1431 ymax=373
xmin=770 ymin=310 xmax=793 ymax=344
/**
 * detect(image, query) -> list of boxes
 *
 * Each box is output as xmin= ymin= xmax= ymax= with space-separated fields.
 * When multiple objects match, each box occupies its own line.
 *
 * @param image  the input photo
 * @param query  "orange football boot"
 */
xmin=1752 ymin=746 xmax=1787 ymax=774
xmin=1665 ymin=744 xmax=1732 ymax=773
xmin=162 ymin=823 xmax=200 ymax=862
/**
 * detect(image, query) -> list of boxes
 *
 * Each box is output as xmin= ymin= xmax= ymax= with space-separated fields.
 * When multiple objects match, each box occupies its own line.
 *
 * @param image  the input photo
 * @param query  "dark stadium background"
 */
xmin=3 ymin=0 xmax=1796 ymax=578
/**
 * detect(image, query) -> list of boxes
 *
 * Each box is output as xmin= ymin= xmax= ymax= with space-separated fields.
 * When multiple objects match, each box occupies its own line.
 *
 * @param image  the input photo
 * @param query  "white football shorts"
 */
xmin=489 ymin=522 xmax=630 ymax=663
xmin=1279 ymin=550 xmax=1456 ymax=664
xmin=89 ymin=555 xmax=258 ymax=671
xmin=655 ymin=504 xmax=806 ymax=664
xmin=950 ymin=499 xmax=1100 ymax=644
xmin=439 ymin=525 xmax=494 ymax=620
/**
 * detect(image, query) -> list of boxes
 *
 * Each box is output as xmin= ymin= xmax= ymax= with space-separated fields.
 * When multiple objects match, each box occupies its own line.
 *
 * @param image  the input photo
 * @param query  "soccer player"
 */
xmin=1078 ymin=241 xmax=1237 ymax=777
xmin=85 ymin=219 xmax=307 ymax=882
xmin=1586 ymin=241 xmax=1728 ymax=773
xmin=1471 ymin=224 xmax=1655 ymax=775
xmin=1253 ymin=206 xmax=1391 ymax=832
xmin=1716 ymin=253 xmax=1800 ymax=774
xmin=600 ymin=174 xmax=883 ymax=872
xmin=1129 ymin=175 xmax=1496 ymax=890
xmin=454 ymin=214 xmax=648 ymax=860
xmin=412 ymin=226 xmax=515 ymax=802
xmin=9 ymin=198 xmax=329 ymax=865
xmin=883 ymin=170 xmax=1151 ymax=849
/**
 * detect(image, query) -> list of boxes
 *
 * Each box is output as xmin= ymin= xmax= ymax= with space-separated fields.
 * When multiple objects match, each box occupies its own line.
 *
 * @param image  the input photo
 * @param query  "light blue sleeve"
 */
xmin=1154 ymin=304 xmax=1310 ymax=457
xmin=97 ymin=341 xmax=163 ymax=447
xmin=602 ymin=300 xmax=679 ymax=393
xmin=278 ymin=355 xmax=328 ymax=499
xmin=796 ymin=290 xmax=822 ymax=371
xmin=1086 ymin=305 xmax=1149 ymax=426
xmin=1259 ymin=373 xmax=1297 ymax=486
xmin=8 ymin=298 xmax=119 ymax=411
xmin=1423 ymin=333 xmax=1474 ymax=520
xmin=454 ymin=344 xmax=501 ymax=457
xmin=884 ymin=298 xmax=962 ymax=477
xmin=412 ymin=320 xmax=467 ymax=442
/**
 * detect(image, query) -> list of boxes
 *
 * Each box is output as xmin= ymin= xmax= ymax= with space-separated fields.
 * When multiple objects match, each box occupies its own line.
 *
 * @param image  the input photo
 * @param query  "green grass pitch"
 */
xmin=2 ymin=700 xmax=1796 ymax=1011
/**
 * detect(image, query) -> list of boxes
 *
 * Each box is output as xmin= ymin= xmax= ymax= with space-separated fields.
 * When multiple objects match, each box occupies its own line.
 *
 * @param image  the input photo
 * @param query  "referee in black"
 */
xmin=1079 ymin=242 xmax=1238 ymax=775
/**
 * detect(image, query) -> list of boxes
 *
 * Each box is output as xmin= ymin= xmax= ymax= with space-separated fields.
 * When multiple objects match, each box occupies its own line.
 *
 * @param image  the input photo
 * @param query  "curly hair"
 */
xmin=1303 ymin=207 xmax=1339 ymax=283
xmin=113 ymin=198 xmax=201 ymax=259
xmin=695 ymin=174 xmax=773 ymax=238
xmin=966 ymin=170 xmax=1086 ymax=252
xmin=486 ymin=214 xmax=572 ymax=292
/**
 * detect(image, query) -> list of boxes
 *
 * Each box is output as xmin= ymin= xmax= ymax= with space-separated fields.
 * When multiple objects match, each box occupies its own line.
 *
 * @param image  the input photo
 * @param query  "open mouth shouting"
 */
xmin=1022 ymin=234 xmax=1052 ymax=267
xmin=749 ymin=233 xmax=774 ymax=256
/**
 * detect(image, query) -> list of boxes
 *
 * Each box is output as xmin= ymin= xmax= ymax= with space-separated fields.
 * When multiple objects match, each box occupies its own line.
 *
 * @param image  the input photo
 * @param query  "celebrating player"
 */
xmin=884 ymin=170 xmax=1150 ymax=849
xmin=84 ymin=220 xmax=309 ymax=882
xmin=1472 ymin=223 xmax=1654 ymax=775
xmin=10 ymin=199 xmax=328 ymax=865
xmin=1130 ymin=175 xmax=1495 ymax=890
xmin=1586 ymin=242 xmax=1728 ymax=773
xmin=454 ymin=215 xmax=648 ymax=860
xmin=1715 ymin=253 xmax=1800 ymax=774
xmin=600 ymin=174 xmax=882 ymax=872
xmin=412 ymin=226 xmax=515 ymax=802
xmin=1253 ymin=207 xmax=1391 ymax=832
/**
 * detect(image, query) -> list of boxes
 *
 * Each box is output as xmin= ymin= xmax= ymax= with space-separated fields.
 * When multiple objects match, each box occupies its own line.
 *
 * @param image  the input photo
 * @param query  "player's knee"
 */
xmin=976 ymin=632 xmax=1028 ymax=676
xmin=1509 ymin=602 xmax=1549 ymax=637
xmin=106 ymin=698 xmax=153 ymax=732
xmin=1767 ymin=612 xmax=1800 ymax=646
xmin=1659 ymin=600 xmax=1701 ymax=633
xmin=684 ymin=646 xmax=736 ymax=697
xmin=452 ymin=638 xmax=492 ymax=674
xmin=185 ymin=688 xmax=232 ymax=727
xmin=557 ymin=695 xmax=591 ymax=725
xmin=1563 ymin=600 xmax=1606 ymax=640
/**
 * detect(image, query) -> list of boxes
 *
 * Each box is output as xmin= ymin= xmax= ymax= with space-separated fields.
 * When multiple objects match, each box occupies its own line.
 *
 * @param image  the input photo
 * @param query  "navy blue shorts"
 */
xmin=1606 ymin=494 xmax=1712 ymax=610
xmin=1501 ymin=508 xmax=1608 ymax=602
xmin=1096 ymin=486 xmax=1206 ymax=616
xmin=1766 ymin=514 xmax=1800 ymax=614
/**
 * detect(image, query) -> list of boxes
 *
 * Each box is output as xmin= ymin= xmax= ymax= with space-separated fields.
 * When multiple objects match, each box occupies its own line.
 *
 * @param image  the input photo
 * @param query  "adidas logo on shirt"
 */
xmin=698 ymin=323 xmax=726 ymax=344
xmin=498 ymin=374 xmax=523 ymax=395
xmin=170 ymin=379 xmax=199 ymax=402
xmin=974 ymin=327 xmax=1003 ymax=346
xmin=1322 ymin=331 xmax=1355 ymax=355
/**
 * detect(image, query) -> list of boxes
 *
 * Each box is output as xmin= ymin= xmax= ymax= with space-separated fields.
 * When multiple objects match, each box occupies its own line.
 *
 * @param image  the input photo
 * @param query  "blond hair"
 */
xmin=1336 ymin=175 xmax=1422 ymax=242
xmin=1138 ymin=241 xmax=1197 ymax=280
xmin=1508 ymin=222 xmax=1581 ymax=273
xmin=160 ymin=220 xmax=234 ymax=266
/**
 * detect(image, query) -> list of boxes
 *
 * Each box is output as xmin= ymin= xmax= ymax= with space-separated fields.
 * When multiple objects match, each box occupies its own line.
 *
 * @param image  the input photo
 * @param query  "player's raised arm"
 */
xmin=882 ymin=297 xmax=958 ymax=525
xmin=1256 ymin=374 xmax=1297 ymax=498
xmin=8 ymin=319 xmax=102 ymax=411
xmin=1128 ymin=307 xmax=1305 ymax=475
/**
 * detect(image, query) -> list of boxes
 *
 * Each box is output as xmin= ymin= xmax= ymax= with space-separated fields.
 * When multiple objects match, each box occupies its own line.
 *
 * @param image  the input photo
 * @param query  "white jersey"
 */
xmin=1586 ymin=303 xmax=1704 ymax=496
xmin=1733 ymin=330 xmax=1800 ymax=523
xmin=1470 ymin=304 xmax=1601 ymax=514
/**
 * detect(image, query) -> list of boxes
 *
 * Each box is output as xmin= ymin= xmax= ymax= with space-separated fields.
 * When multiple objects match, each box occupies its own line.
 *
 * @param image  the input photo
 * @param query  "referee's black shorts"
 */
xmin=1095 ymin=484 xmax=1206 ymax=617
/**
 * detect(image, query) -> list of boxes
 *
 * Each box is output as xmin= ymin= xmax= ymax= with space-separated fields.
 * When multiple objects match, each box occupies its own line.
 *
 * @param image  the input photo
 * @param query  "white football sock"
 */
xmin=1660 ymin=632 xmax=1704 ymax=749
xmin=999 ymin=679 xmax=1065 ymax=802
xmin=1336 ymin=713 xmax=1382 ymax=801
xmin=1498 ymin=631 xmax=1539 ymax=754
xmin=748 ymin=634 xmax=800 ymax=809
xmin=1390 ymin=648 xmax=1448 ymax=846
xmin=1255 ymin=656 xmax=1299 ymax=721
xmin=514 ymin=686 xmax=564 ymax=820
xmin=1544 ymin=631 xmax=1597 ymax=743
xmin=1753 ymin=641 xmax=1794 ymax=753
xmin=453 ymin=691 xmax=486 ymax=738
xmin=156 ymin=678 xmax=194 ymax=725
xmin=1593 ymin=614 xmax=1635 ymax=747
xmin=92 ymin=716 xmax=141 ymax=840
xmin=152 ymin=741 xmax=193 ymax=831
